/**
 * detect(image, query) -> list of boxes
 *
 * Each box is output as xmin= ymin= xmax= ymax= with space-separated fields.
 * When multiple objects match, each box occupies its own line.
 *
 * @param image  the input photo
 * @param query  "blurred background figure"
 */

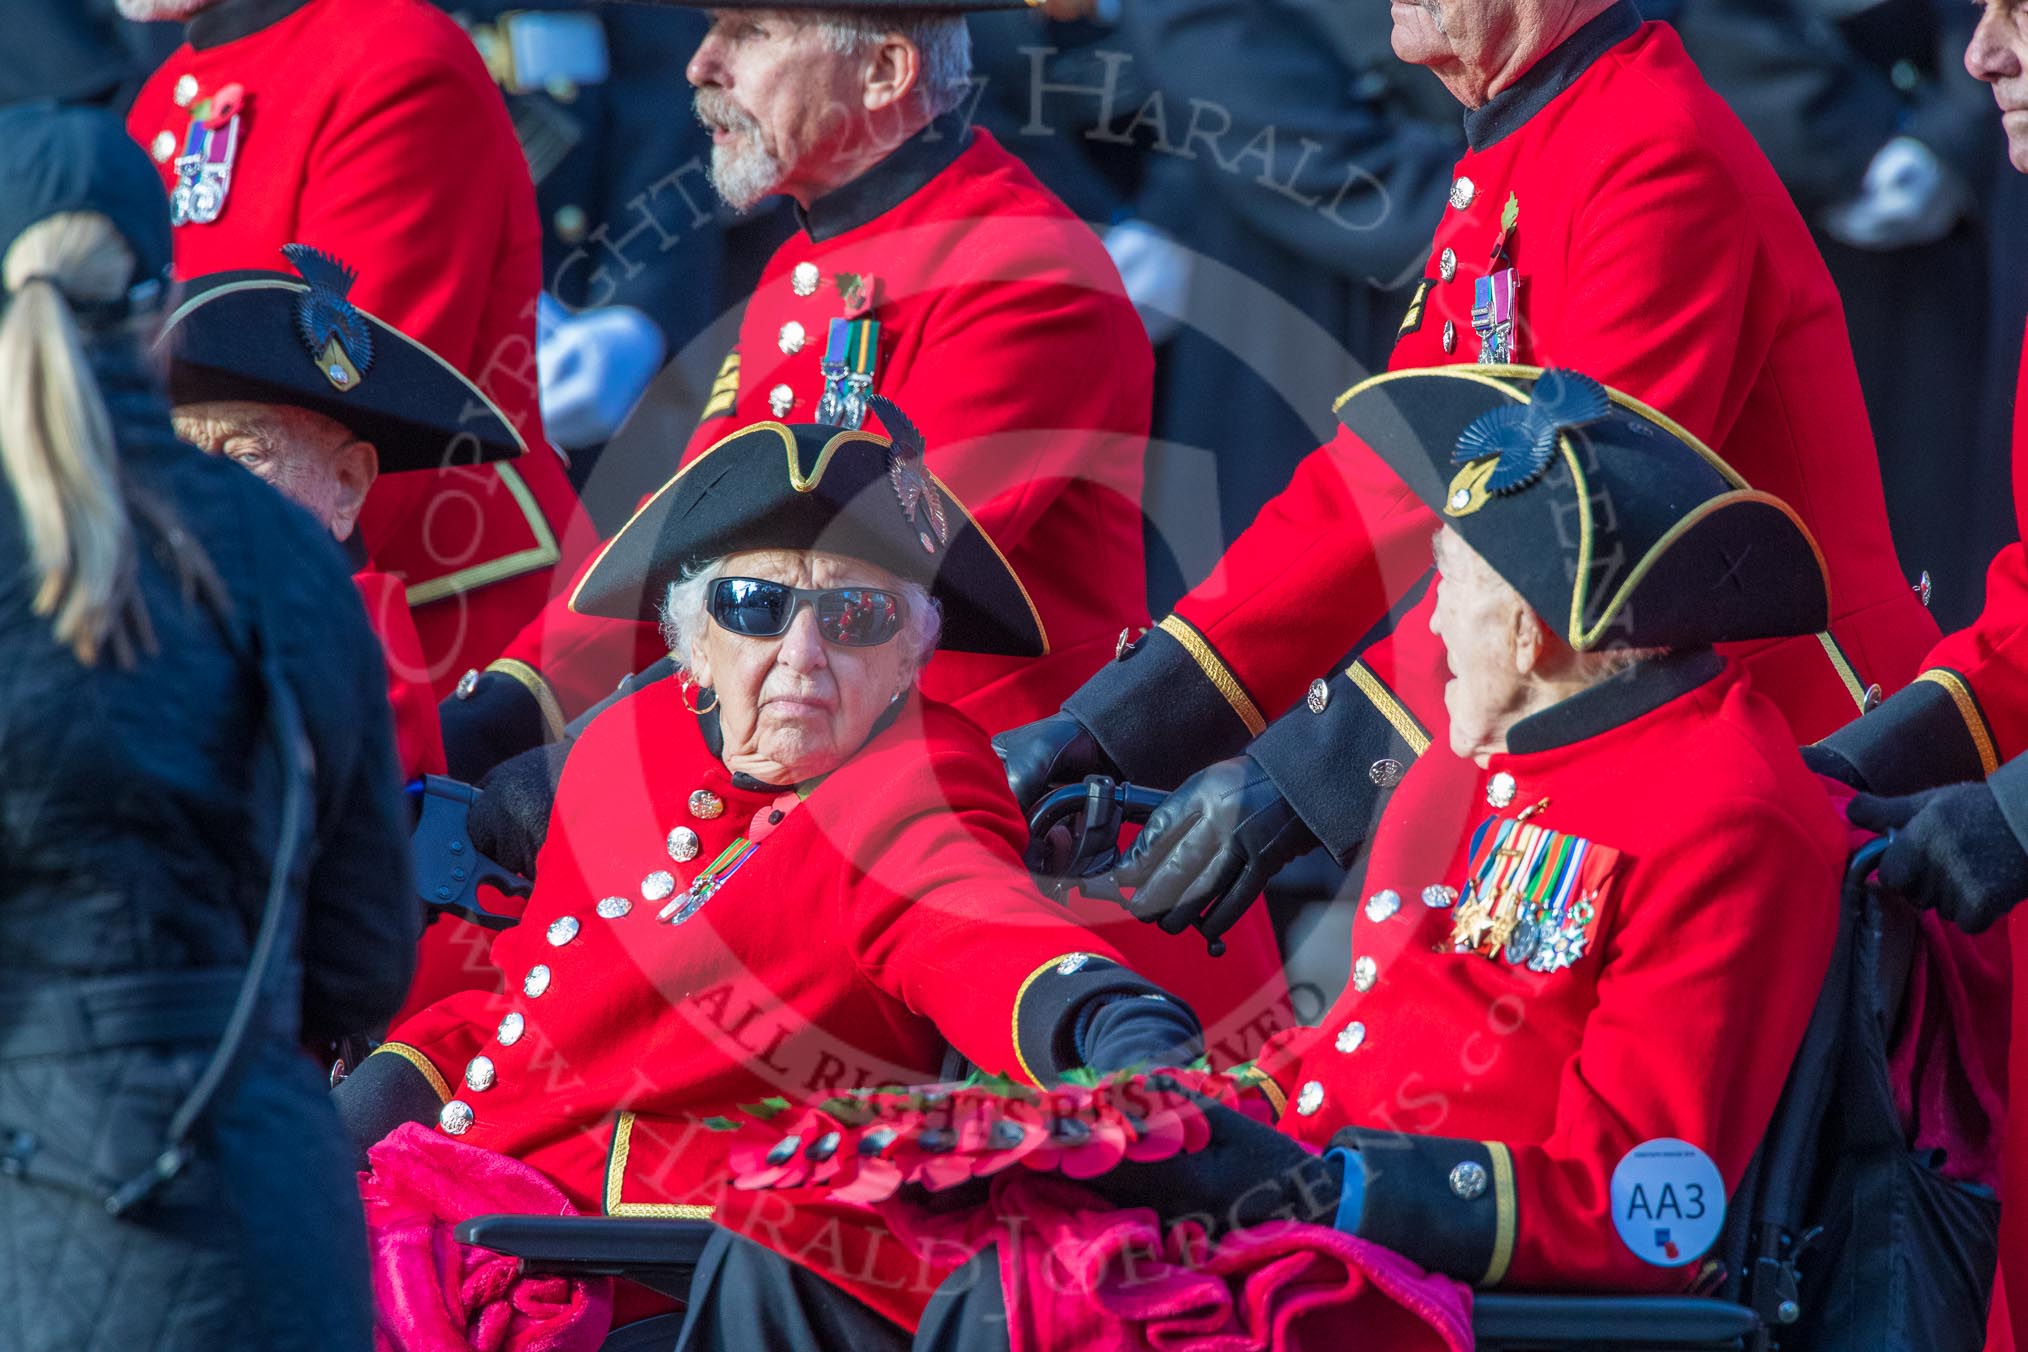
xmin=0 ymin=101 xmax=414 ymax=1352
xmin=7 ymin=0 xmax=175 ymax=108
xmin=963 ymin=0 xmax=1460 ymax=612
xmin=121 ymin=0 xmax=588 ymax=697
xmin=1099 ymin=0 xmax=1460 ymax=612
xmin=1676 ymin=0 xmax=2010 ymax=630
xmin=433 ymin=1 xmax=797 ymax=525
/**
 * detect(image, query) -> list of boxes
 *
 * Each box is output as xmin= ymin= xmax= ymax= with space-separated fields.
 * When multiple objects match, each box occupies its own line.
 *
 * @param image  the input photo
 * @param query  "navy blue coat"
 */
xmin=0 ymin=341 xmax=416 ymax=1351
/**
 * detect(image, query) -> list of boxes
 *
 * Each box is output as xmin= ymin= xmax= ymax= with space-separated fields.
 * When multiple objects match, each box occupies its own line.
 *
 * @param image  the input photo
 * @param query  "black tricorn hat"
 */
xmin=571 ymin=400 xmax=1046 ymax=658
xmin=158 ymin=245 xmax=524 ymax=473
xmin=1336 ymin=365 xmax=1830 ymax=651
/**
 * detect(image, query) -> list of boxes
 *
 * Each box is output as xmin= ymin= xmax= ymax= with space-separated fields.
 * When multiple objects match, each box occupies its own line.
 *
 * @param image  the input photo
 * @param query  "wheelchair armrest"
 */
xmin=454 ymin=1215 xmax=715 ymax=1301
xmin=1471 ymin=1293 xmax=1762 ymax=1349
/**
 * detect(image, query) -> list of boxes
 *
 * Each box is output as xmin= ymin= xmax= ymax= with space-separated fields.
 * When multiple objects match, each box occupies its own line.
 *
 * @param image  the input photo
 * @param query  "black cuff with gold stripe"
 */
xmin=1251 ymin=661 xmax=1427 ymax=863
xmin=1816 ymin=669 xmax=1998 ymax=796
xmin=334 ymin=1045 xmax=449 ymax=1153
xmin=440 ymin=661 xmax=568 ymax=782
xmin=1331 ymin=1126 xmax=1515 ymax=1286
xmin=1064 ymin=620 xmax=1267 ymax=790
xmin=1011 ymin=953 xmax=1198 ymax=1084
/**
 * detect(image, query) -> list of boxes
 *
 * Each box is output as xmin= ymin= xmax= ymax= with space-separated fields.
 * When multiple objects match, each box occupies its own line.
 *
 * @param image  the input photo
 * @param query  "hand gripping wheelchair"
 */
xmin=411 ymin=781 xmax=1997 ymax=1351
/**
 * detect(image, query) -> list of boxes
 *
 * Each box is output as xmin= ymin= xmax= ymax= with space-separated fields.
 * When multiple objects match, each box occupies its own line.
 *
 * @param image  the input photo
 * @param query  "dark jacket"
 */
xmin=0 ymin=338 xmax=417 ymax=1352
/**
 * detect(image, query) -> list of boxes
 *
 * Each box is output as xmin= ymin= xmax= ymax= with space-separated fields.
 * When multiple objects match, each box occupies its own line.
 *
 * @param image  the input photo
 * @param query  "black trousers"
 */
xmin=673 ymin=1229 xmax=1011 ymax=1352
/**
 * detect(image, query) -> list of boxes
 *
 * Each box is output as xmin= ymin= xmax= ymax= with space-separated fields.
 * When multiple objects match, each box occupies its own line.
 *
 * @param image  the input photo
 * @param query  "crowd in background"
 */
xmin=74 ymin=0 xmax=2014 ymax=629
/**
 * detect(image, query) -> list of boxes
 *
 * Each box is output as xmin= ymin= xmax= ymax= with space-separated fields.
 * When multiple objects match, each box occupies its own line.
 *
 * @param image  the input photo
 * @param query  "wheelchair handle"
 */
xmin=1024 ymin=777 xmax=1227 ymax=958
xmin=1025 ymin=779 xmax=1168 ymax=840
xmin=1846 ymin=832 xmax=1893 ymax=893
xmin=408 ymin=775 xmax=534 ymax=931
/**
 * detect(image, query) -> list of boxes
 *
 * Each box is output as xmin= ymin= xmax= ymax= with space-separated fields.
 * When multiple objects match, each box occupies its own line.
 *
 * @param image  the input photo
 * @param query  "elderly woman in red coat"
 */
xmin=334 ymin=404 xmax=1203 ymax=1332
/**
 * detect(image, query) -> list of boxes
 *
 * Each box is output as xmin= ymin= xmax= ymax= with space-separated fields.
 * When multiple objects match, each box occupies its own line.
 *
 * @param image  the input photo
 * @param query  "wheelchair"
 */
xmin=417 ymin=781 xmax=1994 ymax=1351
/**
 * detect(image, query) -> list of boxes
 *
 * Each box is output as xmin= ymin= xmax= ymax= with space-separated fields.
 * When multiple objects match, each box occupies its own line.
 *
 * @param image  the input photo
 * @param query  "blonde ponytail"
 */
xmin=0 ymin=211 xmax=145 ymax=666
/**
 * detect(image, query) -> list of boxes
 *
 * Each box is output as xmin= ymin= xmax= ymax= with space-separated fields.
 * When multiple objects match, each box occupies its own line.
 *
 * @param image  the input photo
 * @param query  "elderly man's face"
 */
xmin=1391 ymin=0 xmax=1513 ymax=74
xmin=1969 ymin=1 xmax=2028 ymax=173
xmin=173 ymin=401 xmax=377 ymax=543
xmin=1429 ymin=526 xmax=1539 ymax=761
xmin=689 ymin=548 xmax=918 ymax=785
xmin=1391 ymin=0 xmax=1601 ymax=102
xmin=688 ymin=10 xmax=885 ymax=210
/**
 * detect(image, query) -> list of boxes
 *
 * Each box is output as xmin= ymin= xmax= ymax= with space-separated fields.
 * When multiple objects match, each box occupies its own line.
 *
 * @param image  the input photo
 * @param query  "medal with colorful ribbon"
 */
xmin=1472 ymin=268 xmax=1518 ymax=365
xmin=814 ymin=316 xmax=879 ymax=429
xmin=659 ymin=836 xmax=760 ymax=925
xmin=170 ymin=83 xmax=245 ymax=227
xmin=1451 ymin=815 xmax=1619 ymax=971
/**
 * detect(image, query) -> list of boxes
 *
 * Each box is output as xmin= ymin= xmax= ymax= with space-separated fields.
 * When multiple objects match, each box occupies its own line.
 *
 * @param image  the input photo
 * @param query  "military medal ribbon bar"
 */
xmin=815 ymin=317 xmax=880 ymax=430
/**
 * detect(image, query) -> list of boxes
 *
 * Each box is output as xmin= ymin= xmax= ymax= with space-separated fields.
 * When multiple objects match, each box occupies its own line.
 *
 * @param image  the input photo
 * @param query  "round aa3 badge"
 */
xmin=1610 ymin=1138 xmax=1725 ymax=1266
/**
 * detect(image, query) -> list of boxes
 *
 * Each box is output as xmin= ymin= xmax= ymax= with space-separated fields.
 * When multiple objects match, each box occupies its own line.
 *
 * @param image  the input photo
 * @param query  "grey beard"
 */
xmin=114 ymin=0 xmax=216 ymax=20
xmin=708 ymin=138 xmax=786 ymax=212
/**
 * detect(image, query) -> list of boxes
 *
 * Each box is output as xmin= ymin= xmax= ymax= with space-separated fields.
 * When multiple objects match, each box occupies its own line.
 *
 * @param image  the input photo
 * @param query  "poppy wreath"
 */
xmin=720 ymin=1069 xmax=1277 ymax=1205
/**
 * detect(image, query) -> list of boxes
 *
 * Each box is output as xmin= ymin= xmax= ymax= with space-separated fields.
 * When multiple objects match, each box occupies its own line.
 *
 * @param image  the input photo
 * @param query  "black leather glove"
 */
xmin=1800 ymin=741 xmax=1868 ymax=790
xmin=1106 ymin=755 xmax=1317 ymax=942
xmin=440 ymin=670 xmax=553 ymax=782
xmin=1074 ymin=1089 xmax=1345 ymax=1238
xmin=466 ymin=740 xmax=572 ymax=880
xmin=992 ymin=711 xmax=1116 ymax=814
xmin=1849 ymin=783 xmax=2028 ymax=934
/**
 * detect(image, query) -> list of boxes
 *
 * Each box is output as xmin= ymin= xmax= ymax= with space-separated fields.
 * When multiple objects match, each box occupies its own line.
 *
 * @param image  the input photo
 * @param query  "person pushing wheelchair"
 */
xmin=679 ymin=367 xmax=1853 ymax=1349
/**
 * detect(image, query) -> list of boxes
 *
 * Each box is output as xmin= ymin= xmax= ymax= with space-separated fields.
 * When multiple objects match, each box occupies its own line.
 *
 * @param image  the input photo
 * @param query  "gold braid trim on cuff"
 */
xmin=484 ymin=658 xmax=568 ymax=743
xmin=1481 ymin=1140 xmax=1517 ymax=1287
xmin=1233 ymin=1064 xmax=1287 ymax=1117
xmin=370 ymin=1042 xmax=452 ymax=1105
xmin=1156 ymin=616 xmax=1266 ymax=737
xmin=1915 ymin=670 xmax=2001 ymax=777
xmin=1346 ymin=661 xmax=1431 ymax=756
xmin=1009 ymin=953 xmax=1096 ymax=1088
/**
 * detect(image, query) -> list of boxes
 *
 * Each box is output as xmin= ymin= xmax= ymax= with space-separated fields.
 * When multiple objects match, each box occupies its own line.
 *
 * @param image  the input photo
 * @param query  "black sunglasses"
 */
xmin=708 ymin=577 xmax=905 ymax=647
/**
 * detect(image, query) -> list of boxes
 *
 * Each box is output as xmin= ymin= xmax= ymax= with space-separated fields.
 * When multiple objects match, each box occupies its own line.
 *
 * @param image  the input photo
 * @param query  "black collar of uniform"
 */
xmin=1462 ymin=1 xmax=1643 ymax=152
xmin=795 ymin=114 xmax=972 ymax=243
xmin=1504 ymin=647 xmax=1724 ymax=754
xmin=340 ymin=529 xmax=369 ymax=572
xmin=188 ymin=0 xmax=312 ymax=51
xmin=695 ymin=694 xmax=910 ymax=794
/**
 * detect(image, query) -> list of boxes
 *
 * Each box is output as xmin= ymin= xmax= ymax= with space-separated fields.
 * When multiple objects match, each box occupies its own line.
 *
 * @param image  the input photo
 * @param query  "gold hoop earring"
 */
xmin=680 ymin=673 xmax=719 ymax=715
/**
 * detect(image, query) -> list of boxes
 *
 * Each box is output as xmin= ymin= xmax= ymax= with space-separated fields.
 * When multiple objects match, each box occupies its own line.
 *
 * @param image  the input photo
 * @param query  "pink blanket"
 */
xmin=359 ymin=1123 xmax=614 ymax=1352
xmin=881 ymin=1173 xmax=1474 ymax=1352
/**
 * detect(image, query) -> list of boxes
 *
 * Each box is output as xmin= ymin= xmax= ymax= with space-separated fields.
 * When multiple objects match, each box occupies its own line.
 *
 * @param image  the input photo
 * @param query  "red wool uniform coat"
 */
xmin=354 ymin=568 xmax=445 ymax=782
xmin=372 ymin=680 xmax=1178 ymax=1324
xmin=493 ymin=120 xmax=1153 ymax=730
xmin=128 ymin=0 xmax=583 ymax=695
xmin=1067 ymin=4 xmax=1939 ymax=861
xmin=1246 ymin=656 xmax=1846 ymax=1291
